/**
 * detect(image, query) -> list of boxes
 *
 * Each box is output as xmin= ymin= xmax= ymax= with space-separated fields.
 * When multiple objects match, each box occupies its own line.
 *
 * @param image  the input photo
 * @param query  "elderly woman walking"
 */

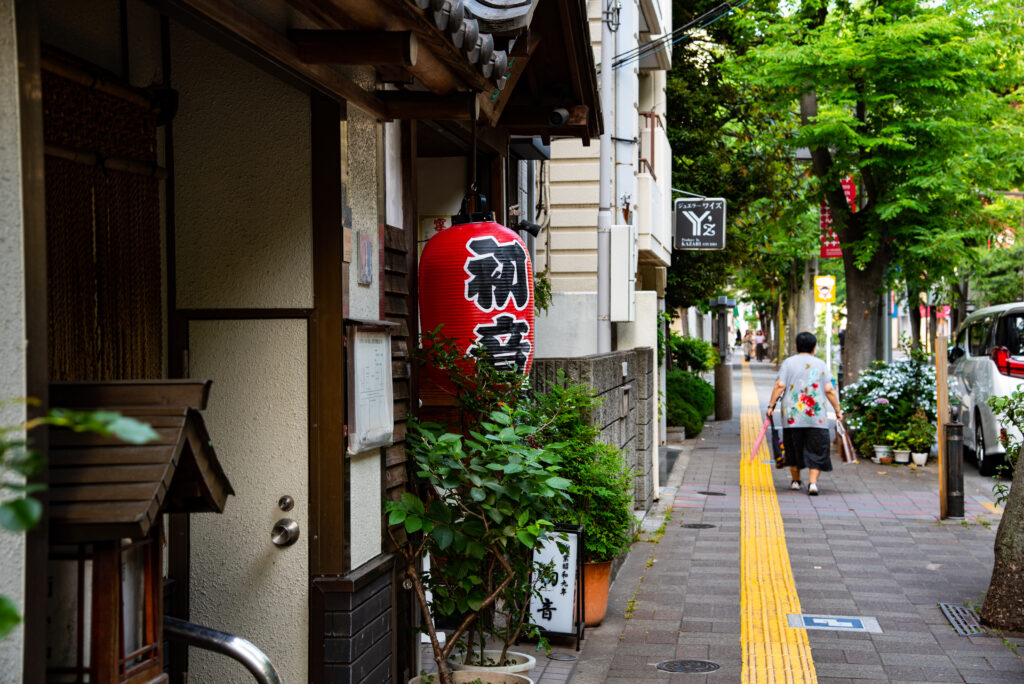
xmin=742 ymin=329 xmax=754 ymax=362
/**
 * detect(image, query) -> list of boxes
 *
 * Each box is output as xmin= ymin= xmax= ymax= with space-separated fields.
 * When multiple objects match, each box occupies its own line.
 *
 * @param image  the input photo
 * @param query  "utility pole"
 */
xmin=597 ymin=0 xmax=616 ymax=353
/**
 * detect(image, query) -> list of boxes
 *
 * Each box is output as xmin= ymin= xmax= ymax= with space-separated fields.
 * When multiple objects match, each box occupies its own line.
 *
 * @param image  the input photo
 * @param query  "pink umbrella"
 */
xmin=749 ymin=415 xmax=771 ymax=463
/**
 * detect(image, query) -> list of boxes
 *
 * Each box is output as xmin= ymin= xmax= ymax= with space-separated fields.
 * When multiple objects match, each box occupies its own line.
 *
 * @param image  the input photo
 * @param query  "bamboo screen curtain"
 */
xmin=43 ymin=58 xmax=162 ymax=381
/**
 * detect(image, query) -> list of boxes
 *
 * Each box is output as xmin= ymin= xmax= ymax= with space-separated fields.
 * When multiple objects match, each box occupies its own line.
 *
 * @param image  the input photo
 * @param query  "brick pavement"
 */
xmin=562 ymin=362 xmax=1024 ymax=683
xmin=419 ymin=362 xmax=1024 ymax=682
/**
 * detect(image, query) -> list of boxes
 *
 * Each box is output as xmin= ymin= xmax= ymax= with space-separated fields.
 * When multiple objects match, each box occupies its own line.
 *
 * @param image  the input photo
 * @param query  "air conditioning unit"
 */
xmin=610 ymin=223 xmax=638 ymax=322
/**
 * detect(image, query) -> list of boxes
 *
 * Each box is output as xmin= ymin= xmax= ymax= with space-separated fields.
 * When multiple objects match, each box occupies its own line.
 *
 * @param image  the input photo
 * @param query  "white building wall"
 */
xmin=537 ymin=0 xmax=673 ymax=354
xmin=171 ymin=21 xmax=313 ymax=683
xmin=0 ymin=3 xmax=26 ymax=676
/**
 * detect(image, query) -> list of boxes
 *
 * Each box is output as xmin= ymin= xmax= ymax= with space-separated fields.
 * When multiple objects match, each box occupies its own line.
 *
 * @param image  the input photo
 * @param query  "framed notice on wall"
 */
xmin=345 ymin=320 xmax=397 ymax=455
xmin=530 ymin=524 xmax=584 ymax=649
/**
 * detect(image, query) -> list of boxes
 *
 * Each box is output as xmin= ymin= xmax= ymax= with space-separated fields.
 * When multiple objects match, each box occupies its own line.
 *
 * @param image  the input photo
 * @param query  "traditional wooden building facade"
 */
xmin=1 ymin=1 xmax=600 ymax=682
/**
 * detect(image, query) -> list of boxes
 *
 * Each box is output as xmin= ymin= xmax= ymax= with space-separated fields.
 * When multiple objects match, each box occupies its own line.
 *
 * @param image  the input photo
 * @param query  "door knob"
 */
xmin=271 ymin=518 xmax=300 ymax=547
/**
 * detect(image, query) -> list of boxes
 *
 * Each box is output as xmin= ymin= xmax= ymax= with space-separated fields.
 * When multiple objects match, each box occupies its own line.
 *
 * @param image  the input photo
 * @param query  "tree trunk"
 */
xmin=798 ymin=258 xmax=818 ymax=343
xmin=929 ymin=306 xmax=938 ymax=357
xmin=981 ymin=458 xmax=1024 ymax=630
xmin=841 ymin=240 xmax=888 ymax=384
xmin=908 ymin=285 xmax=922 ymax=351
xmin=786 ymin=260 xmax=799 ymax=358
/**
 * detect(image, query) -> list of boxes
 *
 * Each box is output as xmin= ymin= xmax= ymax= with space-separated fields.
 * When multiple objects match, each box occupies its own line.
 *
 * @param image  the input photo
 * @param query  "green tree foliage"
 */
xmin=732 ymin=0 xmax=1024 ymax=381
xmin=667 ymin=0 xmax=817 ymax=337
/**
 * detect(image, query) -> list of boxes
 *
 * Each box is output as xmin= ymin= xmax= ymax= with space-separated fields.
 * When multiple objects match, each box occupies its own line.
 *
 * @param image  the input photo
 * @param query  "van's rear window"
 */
xmin=1001 ymin=314 xmax=1024 ymax=356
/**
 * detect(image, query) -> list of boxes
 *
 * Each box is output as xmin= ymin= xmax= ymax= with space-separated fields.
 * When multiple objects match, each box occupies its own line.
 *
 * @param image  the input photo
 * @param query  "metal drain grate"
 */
xmin=656 ymin=659 xmax=720 ymax=673
xmin=681 ymin=523 xmax=716 ymax=529
xmin=697 ymin=491 xmax=726 ymax=496
xmin=939 ymin=602 xmax=984 ymax=636
xmin=547 ymin=653 xmax=577 ymax=661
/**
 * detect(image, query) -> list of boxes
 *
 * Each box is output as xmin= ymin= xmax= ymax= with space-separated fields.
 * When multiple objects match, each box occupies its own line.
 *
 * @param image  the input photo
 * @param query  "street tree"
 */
xmin=666 ymin=1 xmax=812 ymax=323
xmin=733 ymin=0 xmax=1024 ymax=382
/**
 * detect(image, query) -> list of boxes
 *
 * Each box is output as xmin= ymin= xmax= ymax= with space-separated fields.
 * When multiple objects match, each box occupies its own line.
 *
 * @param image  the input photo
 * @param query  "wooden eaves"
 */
xmin=48 ymin=380 xmax=233 ymax=544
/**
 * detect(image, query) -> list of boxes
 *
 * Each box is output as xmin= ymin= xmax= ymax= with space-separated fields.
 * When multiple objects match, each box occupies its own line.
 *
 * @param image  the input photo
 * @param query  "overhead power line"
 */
xmin=598 ymin=0 xmax=754 ymax=73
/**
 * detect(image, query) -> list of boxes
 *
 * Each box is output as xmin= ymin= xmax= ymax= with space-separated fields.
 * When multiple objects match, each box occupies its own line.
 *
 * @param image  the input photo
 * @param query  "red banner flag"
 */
xmin=820 ymin=177 xmax=857 ymax=259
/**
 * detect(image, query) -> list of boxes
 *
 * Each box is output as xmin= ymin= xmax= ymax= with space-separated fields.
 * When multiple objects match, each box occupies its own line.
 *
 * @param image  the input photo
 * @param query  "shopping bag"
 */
xmin=770 ymin=417 xmax=786 ymax=468
xmin=750 ymin=415 xmax=770 ymax=463
xmin=836 ymin=420 xmax=857 ymax=464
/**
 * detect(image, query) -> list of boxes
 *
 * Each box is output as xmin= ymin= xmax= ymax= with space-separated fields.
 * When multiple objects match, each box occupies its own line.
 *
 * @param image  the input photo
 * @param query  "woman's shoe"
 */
xmin=790 ymin=480 xmax=801 ymax=491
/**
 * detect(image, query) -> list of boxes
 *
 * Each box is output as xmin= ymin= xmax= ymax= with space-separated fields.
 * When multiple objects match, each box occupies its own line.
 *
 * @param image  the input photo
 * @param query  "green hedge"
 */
xmin=665 ymin=368 xmax=714 ymax=437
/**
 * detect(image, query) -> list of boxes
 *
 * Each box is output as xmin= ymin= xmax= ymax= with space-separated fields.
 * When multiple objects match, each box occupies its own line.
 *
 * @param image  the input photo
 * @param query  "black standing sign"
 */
xmin=674 ymin=197 xmax=727 ymax=250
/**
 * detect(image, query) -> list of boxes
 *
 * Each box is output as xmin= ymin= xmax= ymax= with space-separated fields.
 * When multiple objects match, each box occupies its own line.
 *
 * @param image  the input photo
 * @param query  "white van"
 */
xmin=948 ymin=303 xmax=1024 ymax=475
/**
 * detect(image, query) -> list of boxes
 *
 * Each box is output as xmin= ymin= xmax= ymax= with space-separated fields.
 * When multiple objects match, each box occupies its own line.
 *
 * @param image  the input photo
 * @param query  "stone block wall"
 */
xmin=532 ymin=348 xmax=655 ymax=513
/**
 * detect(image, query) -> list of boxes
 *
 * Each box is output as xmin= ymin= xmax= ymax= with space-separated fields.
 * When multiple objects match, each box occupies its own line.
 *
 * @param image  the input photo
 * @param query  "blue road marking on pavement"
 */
xmin=787 ymin=614 xmax=883 ymax=633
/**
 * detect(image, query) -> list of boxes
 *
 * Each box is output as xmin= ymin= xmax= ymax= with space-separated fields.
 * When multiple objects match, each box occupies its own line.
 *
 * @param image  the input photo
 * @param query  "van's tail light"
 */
xmin=990 ymin=346 xmax=1024 ymax=378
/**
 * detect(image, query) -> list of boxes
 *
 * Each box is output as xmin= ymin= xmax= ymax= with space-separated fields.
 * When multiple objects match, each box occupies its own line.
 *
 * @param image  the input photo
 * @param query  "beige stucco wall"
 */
xmin=188 ymin=318 xmax=309 ymax=684
xmin=347 ymin=107 xmax=382 ymax=320
xmin=0 ymin=3 xmax=26 ymax=676
xmin=172 ymin=23 xmax=313 ymax=310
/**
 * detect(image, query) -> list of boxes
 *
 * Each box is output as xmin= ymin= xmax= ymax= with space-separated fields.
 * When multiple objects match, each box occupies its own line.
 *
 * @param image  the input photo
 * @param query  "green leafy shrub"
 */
xmin=664 ymin=368 xmax=714 ymax=437
xmin=841 ymin=356 xmax=940 ymax=456
xmin=671 ymin=335 xmax=719 ymax=372
xmin=530 ymin=377 xmax=635 ymax=563
xmin=990 ymin=390 xmax=1024 ymax=506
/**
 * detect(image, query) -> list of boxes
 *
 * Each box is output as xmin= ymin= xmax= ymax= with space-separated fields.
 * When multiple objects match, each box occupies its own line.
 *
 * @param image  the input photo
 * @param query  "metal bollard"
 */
xmin=945 ymin=422 xmax=965 ymax=519
xmin=714 ymin=362 xmax=733 ymax=421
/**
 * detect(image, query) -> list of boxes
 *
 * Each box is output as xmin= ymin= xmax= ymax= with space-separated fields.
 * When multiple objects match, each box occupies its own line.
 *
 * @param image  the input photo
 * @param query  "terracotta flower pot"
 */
xmin=583 ymin=560 xmax=612 ymax=627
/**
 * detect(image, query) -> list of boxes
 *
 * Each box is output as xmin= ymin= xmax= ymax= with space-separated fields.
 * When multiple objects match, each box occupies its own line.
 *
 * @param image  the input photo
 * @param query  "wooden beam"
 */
xmin=370 ymin=0 xmax=495 ymax=94
xmin=162 ymin=0 xmax=390 ymax=119
xmin=290 ymin=29 xmax=418 ymax=67
xmin=487 ymin=32 xmax=542 ymax=126
xmin=379 ymin=90 xmax=477 ymax=120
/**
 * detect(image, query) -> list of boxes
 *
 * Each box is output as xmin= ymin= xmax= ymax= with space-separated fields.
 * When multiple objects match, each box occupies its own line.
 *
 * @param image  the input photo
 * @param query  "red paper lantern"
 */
xmin=419 ymin=220 xmax=534 ymax=375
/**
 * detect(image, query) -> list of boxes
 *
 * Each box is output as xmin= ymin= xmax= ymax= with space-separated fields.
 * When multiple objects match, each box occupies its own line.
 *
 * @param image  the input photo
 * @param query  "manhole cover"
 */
xmin=681 ymin=523 xmax=716 ymax=529
xmin=697 ymin=491 xmax=726 ymax=496
xmin=547 ymin=653 xmax=577 ymax=661
xmin=656 ymin=659 xmax=720 ymax=673
xmin=939 ymin=602 xmax=984 ymax=636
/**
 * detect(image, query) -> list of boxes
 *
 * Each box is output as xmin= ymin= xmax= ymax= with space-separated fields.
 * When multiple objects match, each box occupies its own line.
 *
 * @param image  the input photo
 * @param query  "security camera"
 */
xmin=516 ymin=220 xmax=543 ymax=237
xmin=548 ymin=107 xmax=570 ymax=126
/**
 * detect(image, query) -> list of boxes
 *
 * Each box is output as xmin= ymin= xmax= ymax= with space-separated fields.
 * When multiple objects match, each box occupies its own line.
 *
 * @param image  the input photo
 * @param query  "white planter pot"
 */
xmin=410 ymin=673 xmax=534 ymax=684
xmin=448 ymin=650 xmax=536 ymax=676
xmin=872 ymin=445 xmax=892 ymax=464
xmin=911 ymin=451 xmax=928 ymax=466
xmin=893 ymin=449 xmax=911 ymax=464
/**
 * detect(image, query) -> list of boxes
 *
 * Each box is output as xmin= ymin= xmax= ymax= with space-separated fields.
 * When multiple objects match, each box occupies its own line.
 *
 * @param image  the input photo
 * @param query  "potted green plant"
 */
xmin=904 ymin=410 xmax=935 ymax=466
xmin=888 ymin=430 xmax=911 ymax=464
xmin=387 ymin=410 xmax=572 ymax=684
xmin=529 ymin=376 xmax=635 ymax=627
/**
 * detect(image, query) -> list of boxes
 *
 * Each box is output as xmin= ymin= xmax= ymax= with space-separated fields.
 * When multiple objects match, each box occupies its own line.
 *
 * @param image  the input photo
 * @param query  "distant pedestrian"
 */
xmin=766 ymin=331 xmax=844 ymax=496
xmin=754 ymin=330 xmax=766 ymax=361
xmin=743 ymin=329 xmax=754 ymax=362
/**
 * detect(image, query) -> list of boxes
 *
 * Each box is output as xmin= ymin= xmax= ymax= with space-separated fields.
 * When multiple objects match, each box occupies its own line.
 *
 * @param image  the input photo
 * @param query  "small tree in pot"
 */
xmin=386 ymin=411 xmax=573 ymax=684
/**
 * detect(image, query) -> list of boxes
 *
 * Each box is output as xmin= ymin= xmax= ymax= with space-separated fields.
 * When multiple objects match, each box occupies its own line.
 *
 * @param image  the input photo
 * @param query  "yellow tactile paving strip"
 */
xmin=740 ymin=363 xmax=817 ymax=683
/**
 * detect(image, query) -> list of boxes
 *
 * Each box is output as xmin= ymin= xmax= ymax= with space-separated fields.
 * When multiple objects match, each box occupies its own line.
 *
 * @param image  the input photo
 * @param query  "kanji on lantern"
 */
xmin=465 ymin=236 xmax=530 ymax=311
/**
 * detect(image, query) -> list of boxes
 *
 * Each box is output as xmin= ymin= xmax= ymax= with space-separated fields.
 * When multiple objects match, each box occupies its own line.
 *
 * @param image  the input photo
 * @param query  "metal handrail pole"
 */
xmin=164 ymin=616 xmax=283 ymax=684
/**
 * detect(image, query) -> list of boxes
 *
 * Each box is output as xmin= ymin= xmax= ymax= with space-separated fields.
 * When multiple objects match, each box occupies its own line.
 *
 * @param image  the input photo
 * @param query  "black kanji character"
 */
xmin=471 ymin=314 xmax=531 ymax=373
xmin=539 ymin=598 xmax=557 ymax=621
xmin=464 ymin=236 xmax=530 ymax=312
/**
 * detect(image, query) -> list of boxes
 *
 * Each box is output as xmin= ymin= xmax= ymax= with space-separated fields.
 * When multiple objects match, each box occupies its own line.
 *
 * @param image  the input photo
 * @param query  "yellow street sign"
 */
xmin=814 ymin=275 xmax=836 ymax=303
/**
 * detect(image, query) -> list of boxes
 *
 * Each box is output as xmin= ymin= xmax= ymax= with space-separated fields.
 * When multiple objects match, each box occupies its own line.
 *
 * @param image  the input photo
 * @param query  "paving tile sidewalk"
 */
xmin=560 ymin=362 xmax=1024 ymax=683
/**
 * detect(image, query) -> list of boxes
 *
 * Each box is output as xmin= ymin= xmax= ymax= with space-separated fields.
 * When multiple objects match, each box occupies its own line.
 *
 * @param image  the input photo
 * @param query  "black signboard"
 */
xmin=674 ymin=197 xmax=727 ymax=250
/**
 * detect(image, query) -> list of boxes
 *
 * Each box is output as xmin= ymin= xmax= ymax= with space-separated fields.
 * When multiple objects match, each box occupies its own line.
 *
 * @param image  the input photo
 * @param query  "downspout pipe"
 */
xmin=597 ymin=1 xmax=614 ymax=353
